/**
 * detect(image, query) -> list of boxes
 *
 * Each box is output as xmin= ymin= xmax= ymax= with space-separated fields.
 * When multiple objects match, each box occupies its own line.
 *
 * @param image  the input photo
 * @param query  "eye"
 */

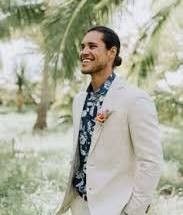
xmin=80 ymin=44 xmax=85 ymax=50
xmin=89 ymin=44 xmax=97 ymax=49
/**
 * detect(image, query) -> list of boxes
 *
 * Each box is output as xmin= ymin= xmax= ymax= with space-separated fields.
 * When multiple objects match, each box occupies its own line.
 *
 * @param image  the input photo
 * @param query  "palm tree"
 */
xmin=33 ymin=59 xmax=49 ymax=129
xmin=33 ymin=0 xmax=126 ymax=130
xmin=0 ymin=0 xmax=46 ymax=123
xmin=15 ymin=64 xmax=25 ymax=112
xmin=34 ymin=0 xmax=183 ymax=129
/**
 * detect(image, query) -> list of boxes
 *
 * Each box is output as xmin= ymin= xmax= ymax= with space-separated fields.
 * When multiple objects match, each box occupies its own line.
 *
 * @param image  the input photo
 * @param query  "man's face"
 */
xmin=80 ymin=31 xmax=111 ymax=74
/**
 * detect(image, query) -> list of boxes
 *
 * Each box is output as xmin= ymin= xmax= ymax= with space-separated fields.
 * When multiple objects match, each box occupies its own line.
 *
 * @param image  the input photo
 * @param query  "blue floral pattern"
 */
xmin=73 ymin=72 xmax=116 ymax=200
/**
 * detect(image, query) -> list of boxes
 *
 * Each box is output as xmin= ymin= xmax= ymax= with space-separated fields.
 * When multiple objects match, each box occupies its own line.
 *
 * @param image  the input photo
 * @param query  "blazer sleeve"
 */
xmin=123 ymin=95 xmax=163 ymax=215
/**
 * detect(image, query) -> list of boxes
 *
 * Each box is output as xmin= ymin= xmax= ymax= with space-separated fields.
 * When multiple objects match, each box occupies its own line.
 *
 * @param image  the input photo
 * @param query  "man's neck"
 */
xmin=90 ymin=69 xmax=113 ymax=92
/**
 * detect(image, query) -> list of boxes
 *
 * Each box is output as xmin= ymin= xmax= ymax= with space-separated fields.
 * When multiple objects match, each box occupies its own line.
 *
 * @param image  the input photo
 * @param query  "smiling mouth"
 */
xmin=82 ymin=59 xmax=91 ymax=63
xmin=81 ymin=56 xmax=94 ymax=62
xmin=81 ymin=59 xmax=94 ymax=66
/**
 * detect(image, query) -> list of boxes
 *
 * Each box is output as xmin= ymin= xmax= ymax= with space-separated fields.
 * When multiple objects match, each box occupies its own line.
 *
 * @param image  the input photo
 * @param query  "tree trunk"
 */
xmin=16 ymin=88 xmax=24 ymax=112
xmin=33 ymin=62 xmax=49 ymax=130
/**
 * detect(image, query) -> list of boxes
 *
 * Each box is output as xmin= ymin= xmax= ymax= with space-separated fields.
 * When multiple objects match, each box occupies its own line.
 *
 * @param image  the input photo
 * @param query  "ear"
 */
xmin=109 ymin=47 xmax=117 ymax=59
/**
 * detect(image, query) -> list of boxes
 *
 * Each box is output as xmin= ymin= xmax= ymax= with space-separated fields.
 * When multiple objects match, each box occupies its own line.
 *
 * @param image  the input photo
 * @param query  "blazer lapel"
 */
xmin=89 ymin=76 xmax=126 ymax=155
xmin=73 ymin=92 xmax=87 ymax=151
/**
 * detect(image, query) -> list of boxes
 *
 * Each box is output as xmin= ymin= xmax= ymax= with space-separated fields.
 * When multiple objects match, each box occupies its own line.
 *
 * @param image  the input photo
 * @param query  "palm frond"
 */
xmin=151 ymin=0 xmax=181 ymax=36
xmin=0 ymin=2 xmax=46 ymax=39
xmin=127 ymin=0 xmax=181 ymax=83
xmin=137 ymin=52 xmax=154 ymax=85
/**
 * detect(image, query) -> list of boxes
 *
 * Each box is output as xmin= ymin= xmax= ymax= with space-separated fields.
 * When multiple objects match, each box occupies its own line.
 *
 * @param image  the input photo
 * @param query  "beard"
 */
xmin=80 ymin=62 xmax=106 ymax=75
xmin=81 ymin=69 xmax=93 ymax=74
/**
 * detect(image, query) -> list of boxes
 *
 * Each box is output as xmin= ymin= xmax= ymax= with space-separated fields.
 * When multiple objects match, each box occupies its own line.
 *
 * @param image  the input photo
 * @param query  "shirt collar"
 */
xmin=86 ymin=72 xmax=116 ymax=95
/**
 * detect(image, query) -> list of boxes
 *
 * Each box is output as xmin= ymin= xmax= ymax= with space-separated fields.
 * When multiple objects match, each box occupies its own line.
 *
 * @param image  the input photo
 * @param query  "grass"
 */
xmin=0 ymin=141 xmax=69 ymax=215
xmin=0 ymin=108 xmax=183 ymax=214
xmin=0 ymin=108 xmax=72 ymax=214
xmin=158 ymin=127 xmax=183 ymax=197
xmin=163 ymin=130 xmax=183 ymax=175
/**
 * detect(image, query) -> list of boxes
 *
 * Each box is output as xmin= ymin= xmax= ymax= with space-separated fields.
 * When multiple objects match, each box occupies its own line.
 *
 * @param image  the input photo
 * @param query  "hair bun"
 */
xmin=114 ymin=56 xmax=122 ymax=67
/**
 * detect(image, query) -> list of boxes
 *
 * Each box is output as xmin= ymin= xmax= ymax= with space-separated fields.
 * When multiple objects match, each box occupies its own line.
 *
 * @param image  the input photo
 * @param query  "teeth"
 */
xmin=83 ymin=59 xmax=91 ymax=63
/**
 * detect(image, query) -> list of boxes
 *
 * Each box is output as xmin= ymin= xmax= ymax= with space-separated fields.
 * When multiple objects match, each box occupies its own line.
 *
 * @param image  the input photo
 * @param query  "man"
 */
xmin=56 ymin=26 xmax=163 ymax=215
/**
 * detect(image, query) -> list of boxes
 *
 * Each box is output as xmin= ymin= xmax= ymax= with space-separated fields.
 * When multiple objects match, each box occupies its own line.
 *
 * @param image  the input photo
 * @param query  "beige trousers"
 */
xmin=70 ymin=195 xmax=90 ymax=215
xmin=70 ymin=195 xmax=126 ymax=215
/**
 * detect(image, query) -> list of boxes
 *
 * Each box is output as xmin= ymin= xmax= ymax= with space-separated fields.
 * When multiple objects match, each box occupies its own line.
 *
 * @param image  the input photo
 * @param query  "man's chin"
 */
xmin=81 ymin=69 xmax=92 ymax=74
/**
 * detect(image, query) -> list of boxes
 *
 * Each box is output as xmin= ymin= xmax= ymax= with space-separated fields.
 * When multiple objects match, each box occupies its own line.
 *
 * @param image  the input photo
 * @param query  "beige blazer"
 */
xmin=55 ymin=76 xmax=163 ymax=215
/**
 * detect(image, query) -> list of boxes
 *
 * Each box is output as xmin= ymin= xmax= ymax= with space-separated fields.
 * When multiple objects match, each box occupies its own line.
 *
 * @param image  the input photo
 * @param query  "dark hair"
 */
xmin=87 ymin=26 xmax=122 ymax=67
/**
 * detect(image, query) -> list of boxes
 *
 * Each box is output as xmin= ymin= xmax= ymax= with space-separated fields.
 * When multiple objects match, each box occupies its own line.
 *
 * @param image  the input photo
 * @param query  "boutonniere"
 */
xmin=95 ymin=109 xmax=111 ymax=123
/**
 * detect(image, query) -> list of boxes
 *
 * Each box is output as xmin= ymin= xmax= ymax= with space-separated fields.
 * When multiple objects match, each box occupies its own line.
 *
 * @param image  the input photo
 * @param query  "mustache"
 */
xmin=79 ymin=54 xmax=94 ymax=61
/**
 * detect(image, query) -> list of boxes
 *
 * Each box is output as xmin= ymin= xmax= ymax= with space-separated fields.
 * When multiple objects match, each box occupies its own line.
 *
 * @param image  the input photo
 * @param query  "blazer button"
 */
xmin=88 ymin=187 xmax=95 ymax=193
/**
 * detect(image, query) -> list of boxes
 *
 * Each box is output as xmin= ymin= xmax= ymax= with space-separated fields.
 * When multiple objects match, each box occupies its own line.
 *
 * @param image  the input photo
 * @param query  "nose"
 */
xmin=80 ymin=46 xmax=90 ymax=61
xmin=81 ymin=46 xmax=90 ymax=55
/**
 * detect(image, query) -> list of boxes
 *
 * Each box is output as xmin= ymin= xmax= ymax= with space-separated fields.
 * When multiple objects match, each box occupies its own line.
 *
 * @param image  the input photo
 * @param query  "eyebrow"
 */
xmin=80 ymin=42 xmax=98 ymax=46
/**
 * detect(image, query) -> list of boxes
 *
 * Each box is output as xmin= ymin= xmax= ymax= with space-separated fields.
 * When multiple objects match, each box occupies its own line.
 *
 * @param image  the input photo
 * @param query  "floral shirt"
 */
xmin=72 ymin=72 xmax=116 ymax=200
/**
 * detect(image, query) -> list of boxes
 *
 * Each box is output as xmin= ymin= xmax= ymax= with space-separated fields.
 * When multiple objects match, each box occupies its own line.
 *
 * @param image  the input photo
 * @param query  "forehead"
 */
xmin=81 ymin=31 xmax=104 ymax=44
